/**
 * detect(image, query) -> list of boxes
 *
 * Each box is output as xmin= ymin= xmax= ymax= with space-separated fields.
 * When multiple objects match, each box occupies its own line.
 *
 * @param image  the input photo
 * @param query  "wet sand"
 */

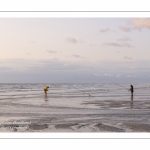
xmin=0 ymin=95 xmax=150 ymax=132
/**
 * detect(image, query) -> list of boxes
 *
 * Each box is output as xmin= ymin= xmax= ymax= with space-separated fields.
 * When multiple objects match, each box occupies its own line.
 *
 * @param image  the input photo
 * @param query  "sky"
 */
xmin=0 ymin=18 xmax=150 ymax=83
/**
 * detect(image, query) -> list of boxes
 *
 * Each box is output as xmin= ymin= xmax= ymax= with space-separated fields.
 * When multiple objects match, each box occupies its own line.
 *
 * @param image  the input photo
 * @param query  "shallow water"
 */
xmin=0 ymin=83 xmax=150 ymax=132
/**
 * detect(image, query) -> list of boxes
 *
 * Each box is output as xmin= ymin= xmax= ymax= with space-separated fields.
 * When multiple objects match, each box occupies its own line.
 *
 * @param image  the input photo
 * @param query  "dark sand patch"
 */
xmin=95 ymin=123 xmax=125 ymax=132
xmin=77 ymin=124 xmax=88 ymax=129
xmin=3 ymin=124 xmax=20 ymax=128
xmin=55 ymin=123 xmax=78 ymax=129
xmin=82 ymin=100 xmax=150 ymax=109
xmin=123 ymin=123 xmax=150 ymax=132
xmin=29 ymin=124 xmax=48 ymax=130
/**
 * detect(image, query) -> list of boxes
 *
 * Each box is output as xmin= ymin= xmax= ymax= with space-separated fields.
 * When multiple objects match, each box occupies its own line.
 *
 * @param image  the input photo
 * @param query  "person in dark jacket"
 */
xmin=129 ymin=84 xmax=134 ymax=96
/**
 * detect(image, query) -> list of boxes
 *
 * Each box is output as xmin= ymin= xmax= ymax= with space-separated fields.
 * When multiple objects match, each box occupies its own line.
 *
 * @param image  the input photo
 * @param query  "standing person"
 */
xmin=129 ymin=84 xmax=134 ymax=96
xmin=44 ymin=86 xmax=49 ymax=97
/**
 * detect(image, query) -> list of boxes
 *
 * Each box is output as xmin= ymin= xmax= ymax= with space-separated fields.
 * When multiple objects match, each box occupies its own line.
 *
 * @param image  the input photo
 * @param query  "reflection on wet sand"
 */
xmin=44 ymin=96 xmax=48 ymax=101
xmin=130 ymin=95 xmax=133 ymax=109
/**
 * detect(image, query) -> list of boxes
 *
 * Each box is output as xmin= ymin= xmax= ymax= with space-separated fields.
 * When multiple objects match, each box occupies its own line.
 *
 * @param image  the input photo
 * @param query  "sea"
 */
xmin=0 ymin=83 xmax=150 ymax=132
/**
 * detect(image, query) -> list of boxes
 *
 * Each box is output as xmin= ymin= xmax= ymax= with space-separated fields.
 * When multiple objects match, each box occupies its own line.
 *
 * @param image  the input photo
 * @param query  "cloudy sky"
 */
xmin=0 ymin=18 xmax=150 ymax=83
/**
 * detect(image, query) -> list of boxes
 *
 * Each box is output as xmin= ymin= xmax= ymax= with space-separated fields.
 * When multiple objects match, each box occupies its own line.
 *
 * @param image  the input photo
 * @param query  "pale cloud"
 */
xmin=104 ymin=73 xmax=112 ymax=76
xmin=119 ymin=26 xmax=132 ymax=32
xmin=0 ymin=66 xmax=12 ymax=72
xmin=126 ymin=75 xmax=137 ymax=78
xmin=89 ymin=44 xmax=94 ymax=46
xmin=118 ymin=36 xmax=131 ymax=42
xmin=72 ymin=54 xmax=85 ymax=59
xmin=123 ymin=56 xmax=133 ymax=60
xmin=1 ymin=59 xmax=150 ymax=83
xmin=29 ymin=41 xmax=35 ymax=44
xmin=126 ymin=61 xmax=134 ymax=63
xmin=0 ymin=59 xmax=44 ymax=72
xmin=66 ymin=37 xmax=77 ymax=44
xmin=103 ymin=42 xmax=132 ymax=48
xmin=19 ymin=67 xmax=28 ymax=71
xmin=47 ymin=50 xmax=57 ymax=53
xmin=0 ymin=59 xmax=88 ymax=73
xmin=78 ymin=39 xmax=84 ymax=43
xmin=131 ymin=18 xmax=150 ymax=30
xmin=116 ymin=74 xmax=121 ymax=77
xmin=119 ymin=18 xmax=150 ymax=32
xmin=94 ymin=74 xmax=102 ymax=76
xmin=100 ymin=28 xmax=110 ymax=32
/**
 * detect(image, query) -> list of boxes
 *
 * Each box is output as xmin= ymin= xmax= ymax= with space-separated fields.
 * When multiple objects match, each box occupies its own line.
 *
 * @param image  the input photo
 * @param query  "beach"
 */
xmin=0 ymin=83 xmax=150 ymax=132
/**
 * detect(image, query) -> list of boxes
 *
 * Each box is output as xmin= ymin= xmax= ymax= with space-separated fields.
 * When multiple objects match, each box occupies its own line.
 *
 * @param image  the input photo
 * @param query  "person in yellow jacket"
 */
xmin=44 ymin=86 xmax=49 ymax=96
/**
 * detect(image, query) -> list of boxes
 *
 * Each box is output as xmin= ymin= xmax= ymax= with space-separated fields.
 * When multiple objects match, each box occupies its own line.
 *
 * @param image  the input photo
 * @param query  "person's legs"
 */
xmin=44 ymin=89 xmax=47 ymax=97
